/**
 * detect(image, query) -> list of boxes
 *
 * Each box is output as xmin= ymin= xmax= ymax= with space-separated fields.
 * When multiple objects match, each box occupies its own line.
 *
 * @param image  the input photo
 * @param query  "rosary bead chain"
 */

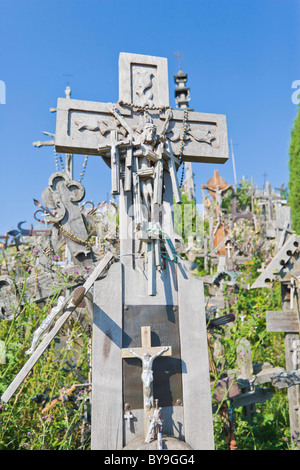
xmin=55 ymin=222 xmax=95 ymax=247
xmin=178 ymin=109 xmax=188 ymax=188
xmin=79 ymin=155 xmax=89 ymax=182
xmin=178 ymin=109 xmax=189 ymax=164
xmin=118 ymin=100 xmax=171 ymax=113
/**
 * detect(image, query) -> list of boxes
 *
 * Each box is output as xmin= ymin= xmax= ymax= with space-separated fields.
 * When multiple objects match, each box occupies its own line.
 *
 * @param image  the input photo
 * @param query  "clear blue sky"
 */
xmin=0 ymin=0 xmax=299 ymax=234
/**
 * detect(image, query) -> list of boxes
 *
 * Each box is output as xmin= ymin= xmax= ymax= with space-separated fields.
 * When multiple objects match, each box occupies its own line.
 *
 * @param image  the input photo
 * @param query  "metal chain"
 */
xmin=54 ymin=151 xmax=60 ymax=171
xmin=55 ymin=149 xmax=89 ymax=182
xmin=118 ymin=99 xmax=171 ymax=113
xmin=178 ymin=109 xmax=188 ymax=164
xmin=55 ymin=222 xmax=96 ymax=247
xmin=59 ymin=154 xmax=65 ymax=171
xmin=178 ymin=109 xmax=188 ymax=188
xmin=179 ymin=163 xmax=185 ymax=188
xmin=79 ymin=155 xmax=88 ymax=183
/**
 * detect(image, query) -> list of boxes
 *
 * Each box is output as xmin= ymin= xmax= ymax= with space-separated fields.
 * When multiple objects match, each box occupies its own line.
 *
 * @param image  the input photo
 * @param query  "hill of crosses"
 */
xmin=0 ymin=53 xmax=299 ymax=452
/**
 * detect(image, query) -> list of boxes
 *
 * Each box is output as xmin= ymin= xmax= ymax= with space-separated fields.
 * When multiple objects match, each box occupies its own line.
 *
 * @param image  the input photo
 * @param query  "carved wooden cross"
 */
xmin=2 ymin=53 xmax=226 ymax=451
xmin=54 ymin=53 xmax=229 ymax=296
xmin=122 ymin=325 xmax=172 ymax=438
xmin=41 ymin=171 xmax=95 ymax=268
xmin=54 ymin=53 xmax=228 ymax=449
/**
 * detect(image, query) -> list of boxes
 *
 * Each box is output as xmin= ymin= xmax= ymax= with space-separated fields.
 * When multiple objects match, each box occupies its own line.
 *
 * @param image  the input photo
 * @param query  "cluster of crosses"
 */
xmin=1 ymin=52 xmax=229 ymax=450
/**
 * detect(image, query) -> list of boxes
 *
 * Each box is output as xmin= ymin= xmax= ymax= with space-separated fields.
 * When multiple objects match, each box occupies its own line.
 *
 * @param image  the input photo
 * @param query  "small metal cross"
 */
xmin=124 ymin=403 xmax=134 ymax=429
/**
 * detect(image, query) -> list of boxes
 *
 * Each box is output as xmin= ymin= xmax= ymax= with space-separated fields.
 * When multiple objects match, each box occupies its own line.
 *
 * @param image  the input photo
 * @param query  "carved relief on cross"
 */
xmin=41 ymin=171 xmax=95 ymax=268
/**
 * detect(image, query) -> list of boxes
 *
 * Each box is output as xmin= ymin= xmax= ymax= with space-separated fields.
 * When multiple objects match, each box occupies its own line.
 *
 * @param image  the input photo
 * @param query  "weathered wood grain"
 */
xmin=177 ymin=261 xmax=214 ymax=450
xmin=266 ymin=310 xmax=300 ymax=333
xmin=91 ymin=261 xmax=123 ymax=450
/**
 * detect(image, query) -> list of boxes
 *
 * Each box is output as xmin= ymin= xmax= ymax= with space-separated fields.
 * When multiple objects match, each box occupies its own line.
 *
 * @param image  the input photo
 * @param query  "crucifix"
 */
xmin=122 ymin=326 xmax=172 ymax=439
xmin=202 ymin=170 xmax=232 ymax=261
xmin=202 ymin=170 xmax=232 ymax=219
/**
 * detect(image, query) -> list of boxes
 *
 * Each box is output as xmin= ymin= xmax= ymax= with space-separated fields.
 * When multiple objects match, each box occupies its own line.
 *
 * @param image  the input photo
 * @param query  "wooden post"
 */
xmin=265 ymin=283 xmax=300 ymax=448
xmin=237 ymin=338 xmax=256 ymax=418
xmin=91 ymin=261 xmax=123 ymax=450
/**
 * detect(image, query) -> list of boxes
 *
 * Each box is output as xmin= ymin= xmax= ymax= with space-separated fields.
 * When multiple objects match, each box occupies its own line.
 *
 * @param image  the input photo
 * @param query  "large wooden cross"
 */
xmin=54 ymin=52 xmax=229 ymax=450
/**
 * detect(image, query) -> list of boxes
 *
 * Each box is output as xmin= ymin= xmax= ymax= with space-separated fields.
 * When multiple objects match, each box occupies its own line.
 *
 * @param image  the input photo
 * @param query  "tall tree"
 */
xmin=288 ymin=105 xmax=300 ymax=234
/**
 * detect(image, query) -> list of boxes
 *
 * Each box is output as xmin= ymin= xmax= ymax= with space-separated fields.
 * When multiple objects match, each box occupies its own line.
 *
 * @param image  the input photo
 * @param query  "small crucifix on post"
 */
xmin=202 ymin=170 xmax=232 ymax=219
xmin=122 ymin=326 xmax=172 ymax=439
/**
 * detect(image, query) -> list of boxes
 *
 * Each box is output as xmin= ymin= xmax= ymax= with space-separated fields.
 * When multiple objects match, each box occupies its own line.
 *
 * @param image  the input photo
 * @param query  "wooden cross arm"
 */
xmin=1 ymin=252 xmax=114 ymax=403
xmin=122 ymin=346 xmax=172 ymax=359
xmin=266 ymin=310 xmax=300 ymax=333
xmin=202 ymin=183 xmax=232 ymax=191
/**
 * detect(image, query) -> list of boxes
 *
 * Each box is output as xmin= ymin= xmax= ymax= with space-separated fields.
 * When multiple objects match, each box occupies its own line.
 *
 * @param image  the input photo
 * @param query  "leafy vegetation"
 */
xmin=288 ymin=105 xmax=300 ymax=234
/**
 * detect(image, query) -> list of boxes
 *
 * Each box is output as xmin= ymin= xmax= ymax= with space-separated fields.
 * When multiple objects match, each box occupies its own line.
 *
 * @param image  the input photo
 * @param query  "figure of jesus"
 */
xmin=128 ymin=346 xmax=169 ymax=408
xmin=203 ymin=183 xmax=231 ymax=217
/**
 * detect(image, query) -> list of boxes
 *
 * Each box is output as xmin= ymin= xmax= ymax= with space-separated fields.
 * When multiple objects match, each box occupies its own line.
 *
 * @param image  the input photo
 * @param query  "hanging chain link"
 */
xmin=178 ymin=108 xmax=188 ymax=163
xmin=54 ymin=149 xmax=89 ymax=183
xmin=54 ymin=151 xmax=60 ymax=171
xmin=178 ymin=109 xmax=188 ymax=187
xmin=55 ymin=222 xmax=96 ymax=247
xmin=79 ymin=155 xmax=89 ymax=183
xmin=118 ymin=99 xmax=171 ymax=113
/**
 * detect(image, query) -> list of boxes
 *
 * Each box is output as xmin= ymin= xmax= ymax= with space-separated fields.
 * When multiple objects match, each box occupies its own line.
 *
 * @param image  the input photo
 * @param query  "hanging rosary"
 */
xmin=178 ymin=109 xmax=189 ymax=188
xmin=54 ymin=148 xmax=89 ymax=183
